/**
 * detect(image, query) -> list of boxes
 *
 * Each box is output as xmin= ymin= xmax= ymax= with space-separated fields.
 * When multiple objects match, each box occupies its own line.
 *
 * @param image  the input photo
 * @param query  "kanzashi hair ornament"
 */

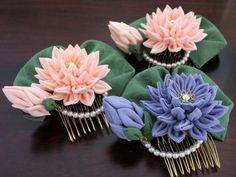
xmin=103 ymin=66 xmax=234 ymax=177
xmin=108 ymin=5 xmax=227 ymax=70
xmin=2 ymin=40 xmax=135 ymax=142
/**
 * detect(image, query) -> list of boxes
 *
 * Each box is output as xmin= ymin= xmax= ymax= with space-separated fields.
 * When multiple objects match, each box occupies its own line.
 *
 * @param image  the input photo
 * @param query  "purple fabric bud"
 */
xmin=141 ymin=74 xmax=228 ymax=143
xmin=103 ymin=96 xmax=144 ymax=140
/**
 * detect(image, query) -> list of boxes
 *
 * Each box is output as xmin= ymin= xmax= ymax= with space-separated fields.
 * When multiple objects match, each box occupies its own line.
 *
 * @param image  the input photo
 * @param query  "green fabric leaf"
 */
xmin=129 ymin=17 xmax=146 ymax=30
xmin=190 ymin=15 xmax=227 ymax=68
xmin=13 ymin=46 xmax=64 ymax=86
xmin=12 ymin=40 xmax=135 ymax=121
xmin=80 ymin=40 xmax=135 ymax=96
xmin=43 ymin=98 xmax=58 ymax=111
xmin=122 ymin=66 xmax=169 ymax=104
xmin=123 ymin=127 xmax=143 ymax=141
xmin=172 ymin=65 xmax=234 ymax=141
xmin=128 ymin=44 xmax=143 ymax=61
xmin=141 ymin=111 xmax=154 ymax=141
xmin=122 ymin=66 xmax=233 ymax=141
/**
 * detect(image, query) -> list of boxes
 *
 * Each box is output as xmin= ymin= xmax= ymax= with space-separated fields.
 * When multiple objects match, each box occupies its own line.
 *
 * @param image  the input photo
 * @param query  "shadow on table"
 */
xmin=107 ymin=140 xmax=144 ymax=168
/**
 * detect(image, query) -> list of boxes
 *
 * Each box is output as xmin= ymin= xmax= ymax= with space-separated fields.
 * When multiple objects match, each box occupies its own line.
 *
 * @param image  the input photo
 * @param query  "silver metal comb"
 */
xmin=56 ymin=92 xmax=109 ymax=142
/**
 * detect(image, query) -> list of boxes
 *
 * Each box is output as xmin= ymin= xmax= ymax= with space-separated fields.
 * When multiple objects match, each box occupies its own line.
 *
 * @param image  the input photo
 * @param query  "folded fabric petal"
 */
xmin=103 ymin=98 xmax=122 ymax=125
xmin=188 ymin=126 xmax=207 ymax=141
xmin=152 ymin=121 xmax=169 ymax=137
xmin=131 ymin=102 xmax=144 ymax=118
xmin=208 ymin=103 xmax=228 ymax=119
xmin=174 ymin=119 xmax=193 ymax=131
xmin=3 ymin=85 xmax=50 ymax=117
xmin=108 ymin=21 xmax=143 ymax=54
xmin=104 ymin=96 xmax=133 ymax=109
xmin=187 ymin=108 xmax=202 ymax=121
xmin=206 ymin=124 xmax=225 ymax=133
xmin=103 ymin=96 xmax=145 ymax=140
xmin=110 ymin=123 xmax=129 ymax=141
xmin=78 ymin=89 xmax=95 ymax=106
xmin=158 ymin=113 xmax=176 ymax=125
xmin=141 ymin=5 xmax=207 ymax=53
xmin=141 ymin=100 xmax=164 ymax=117
xmin=92 ymin=65 xmax=110 ymax=79
xmin=147 ymin=85 xmax=160 ymax=101
xmin=35 ymin=45 xmax=111 ymax=106
xmin=141 ymin=73 xmax=229 ymax=142
xmin=118 ymin=108 xmax=144 ymax=129
xmin=200 ymin=101 xmax=218 ymax=115
xmin=160 ymin=98 xmax=172 ymax=112
xmin=195 ymin=115 xmax=220 ymax=129
xmin=168 ymin=127 xmax=186 ymax=143
xmin=92 ymin=80 xmax=112 ymax=94
xmin=171 ymin=107 xmax=185 ymax=120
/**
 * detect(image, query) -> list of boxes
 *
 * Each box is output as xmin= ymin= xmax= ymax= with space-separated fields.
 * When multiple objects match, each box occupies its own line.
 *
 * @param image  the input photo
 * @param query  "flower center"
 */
xmin=168 ymin=17 xmax=175 ymax=24
xmin=178 ymin=92 xmax=194 ymax=103
xmin=65 ymin=60 xmax=80 ymax=69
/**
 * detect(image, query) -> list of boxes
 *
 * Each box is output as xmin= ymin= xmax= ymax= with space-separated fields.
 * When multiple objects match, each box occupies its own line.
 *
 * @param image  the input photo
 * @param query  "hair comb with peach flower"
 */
xmin=103 ymin=66 xmax=233 ymax=177
xmin=108 ymin=5 xmax=227 ymax=70
xmin=2 ymin=40 xmax=135 ymax=142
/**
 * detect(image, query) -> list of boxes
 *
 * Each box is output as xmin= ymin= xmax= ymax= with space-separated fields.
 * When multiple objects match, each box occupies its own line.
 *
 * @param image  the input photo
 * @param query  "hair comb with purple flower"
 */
xmin=2 ymin=40 xmax=135 ymax=142
xmin=103 ymin=66 xmax=233 ymax=177
xmin=108 ymin=5 xmax=227 ymax=70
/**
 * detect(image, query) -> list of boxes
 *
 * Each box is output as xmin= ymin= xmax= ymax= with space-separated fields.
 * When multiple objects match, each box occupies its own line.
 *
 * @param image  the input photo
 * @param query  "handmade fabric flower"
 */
xmin=103 ymin=96 xmax=144 ymax=140
xmin=108 ymin=21 xmax=143 ymax=54
xmin=35 ymin=44 xmax=111 ymax=106
xmin=140 ymin=5 xmax=207 ymax=53
xmin=108 ymin=5 xmax=227 ymax=68
xmin=112 ymin=66 xmax=233 ymax=177
xmin=2 ymin=84 xmax=50 ymax=117
xmin=141 ymin=73 xmax=228 ymax=143
xmin=3 ymin=40 xmax=135 ymax=123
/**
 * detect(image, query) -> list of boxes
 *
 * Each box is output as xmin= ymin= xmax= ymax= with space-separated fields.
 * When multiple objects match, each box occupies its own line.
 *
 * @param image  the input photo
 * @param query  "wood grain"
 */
xmin=0 ymin=0 xmax=235 ymax=177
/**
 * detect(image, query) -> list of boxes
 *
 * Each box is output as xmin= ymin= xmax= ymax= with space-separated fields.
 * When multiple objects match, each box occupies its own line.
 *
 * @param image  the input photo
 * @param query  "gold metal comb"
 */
xmin=141 ymin=135 xmax=220 ymax=177
xmin=56 ymin=92 xmax=109 ymax=142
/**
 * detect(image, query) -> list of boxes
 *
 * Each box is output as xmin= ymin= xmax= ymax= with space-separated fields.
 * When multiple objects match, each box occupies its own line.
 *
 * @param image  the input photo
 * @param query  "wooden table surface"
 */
xmin=0 ymin=0 xmax=235 ymax=177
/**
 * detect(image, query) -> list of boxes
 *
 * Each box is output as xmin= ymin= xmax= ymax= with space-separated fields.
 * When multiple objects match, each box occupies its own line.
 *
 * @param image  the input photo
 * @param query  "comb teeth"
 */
xmin=142 ymin=135 xmax=220 ymax=177
xmin=57 ymin=92 xmax=109 ymax=142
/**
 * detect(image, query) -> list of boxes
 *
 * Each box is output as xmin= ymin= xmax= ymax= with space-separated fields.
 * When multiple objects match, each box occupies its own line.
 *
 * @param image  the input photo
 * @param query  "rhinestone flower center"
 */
xmin=178 ymin=92 xmax=194 ymax=103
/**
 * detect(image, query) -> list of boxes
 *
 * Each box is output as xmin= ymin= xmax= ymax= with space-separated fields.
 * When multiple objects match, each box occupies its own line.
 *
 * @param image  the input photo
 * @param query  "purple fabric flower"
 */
xmin=141 ymin=74 xmax=228 ymax=143
xmin=103 ymin=96 xmax=144 ymax=140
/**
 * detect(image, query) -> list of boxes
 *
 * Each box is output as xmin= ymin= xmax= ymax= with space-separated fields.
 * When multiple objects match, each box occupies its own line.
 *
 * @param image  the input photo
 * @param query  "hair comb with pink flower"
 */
xmin=108 ymin=5 xmax=227 ymax=70
xmin=2 ymin=40 xmax=135 ymax=142
xmin=103 ymin=66 xmax=233 ymax=177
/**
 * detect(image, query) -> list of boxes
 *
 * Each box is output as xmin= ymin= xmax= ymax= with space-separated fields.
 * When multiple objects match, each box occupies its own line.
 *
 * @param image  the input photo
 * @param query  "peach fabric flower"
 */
xmin=2 ymin=84 xmax=50 ymax=117
xmin=35 ymin=45 xmax=111 ymax=106
xmin=108 ymin=21 xmax=143 ymax=54
xmin=141 ymin=5 xmax=207 ymax=53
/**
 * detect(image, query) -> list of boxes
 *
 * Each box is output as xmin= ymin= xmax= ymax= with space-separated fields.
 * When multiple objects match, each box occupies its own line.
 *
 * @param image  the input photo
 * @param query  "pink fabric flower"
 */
xmin=2 ymin=84 xmax=50 ymax=117
xmin=35 ymin=45 xmax=111 ymax=106
xmin=141 ymin=5 xmax=207 ymax=53
xmin=108 ymin=21 xmax=143 ymax=54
